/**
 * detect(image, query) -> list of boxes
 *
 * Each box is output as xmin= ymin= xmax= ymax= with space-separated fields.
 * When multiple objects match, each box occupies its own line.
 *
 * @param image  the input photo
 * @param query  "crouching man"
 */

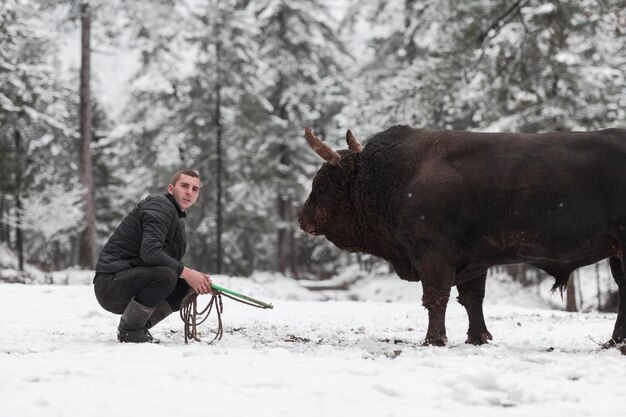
xmin=93 ymin=169 xmax=212 ymax=343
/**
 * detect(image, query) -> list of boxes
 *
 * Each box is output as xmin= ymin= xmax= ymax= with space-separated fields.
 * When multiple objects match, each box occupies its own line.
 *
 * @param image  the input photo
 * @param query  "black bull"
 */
xmin=298 ymin=124 xmax=626 ymax=349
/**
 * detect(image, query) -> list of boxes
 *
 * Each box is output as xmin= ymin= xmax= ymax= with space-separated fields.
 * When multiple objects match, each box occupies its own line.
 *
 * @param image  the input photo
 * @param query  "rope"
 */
xmin=179 ymin=289 xmax=266 ymax=344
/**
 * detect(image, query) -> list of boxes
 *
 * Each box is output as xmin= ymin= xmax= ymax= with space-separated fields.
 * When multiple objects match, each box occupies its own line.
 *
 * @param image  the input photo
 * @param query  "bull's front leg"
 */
xmin=418 ymin=254 xmax=455 ymax=346
xmin=457 ymin=272 xmax=493 ymax=345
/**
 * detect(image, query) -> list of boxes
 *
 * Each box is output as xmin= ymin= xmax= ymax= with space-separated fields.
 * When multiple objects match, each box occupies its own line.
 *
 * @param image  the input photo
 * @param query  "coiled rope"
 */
xmin=179 ymin=289 xmax=268 ymax=344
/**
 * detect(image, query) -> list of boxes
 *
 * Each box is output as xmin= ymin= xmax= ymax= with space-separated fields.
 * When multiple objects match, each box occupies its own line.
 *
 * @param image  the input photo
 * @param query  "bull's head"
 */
xmin=298 ymin=128 xmax=363 ymax=252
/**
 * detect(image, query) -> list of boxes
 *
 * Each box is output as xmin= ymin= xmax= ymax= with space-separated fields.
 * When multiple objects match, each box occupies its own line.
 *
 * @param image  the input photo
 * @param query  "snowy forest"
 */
xmin=1 ymin=0 xmax=625 ymax=288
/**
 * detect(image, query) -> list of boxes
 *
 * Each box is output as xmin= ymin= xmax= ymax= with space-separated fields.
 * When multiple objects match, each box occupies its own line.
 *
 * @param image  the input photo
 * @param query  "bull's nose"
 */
xmin=299 ymin=219 xmax=316 ymax=234
xmin=297 ymin=213 xmax=316 ymax=235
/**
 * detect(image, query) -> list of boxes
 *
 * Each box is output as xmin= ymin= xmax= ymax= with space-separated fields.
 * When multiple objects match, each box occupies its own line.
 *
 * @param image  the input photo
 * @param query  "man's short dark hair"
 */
xmin=170 ymin=169 xmax=200 ymax=186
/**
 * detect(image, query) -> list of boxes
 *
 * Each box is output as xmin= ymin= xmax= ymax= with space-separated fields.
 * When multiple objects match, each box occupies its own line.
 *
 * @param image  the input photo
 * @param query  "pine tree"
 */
xmin=254 ymin=0 xmax=349 ymax=277
xmin=0 ymin=0 xmax=82 ymax=270
xmin=179 ymin=0 xmax=265 ymax=274
xmin=345 ymin=0 xmax=625 ymax=133
xmin=465 ymin=0 xmax=626 ymax=131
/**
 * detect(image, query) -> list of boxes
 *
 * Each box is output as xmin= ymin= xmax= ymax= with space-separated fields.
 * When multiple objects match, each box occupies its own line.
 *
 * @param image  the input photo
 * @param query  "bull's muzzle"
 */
xmin=297 ymin=210 xmax=317 ymax=235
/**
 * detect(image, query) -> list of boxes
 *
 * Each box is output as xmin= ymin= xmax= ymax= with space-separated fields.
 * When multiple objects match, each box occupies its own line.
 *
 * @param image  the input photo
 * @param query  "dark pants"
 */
xmin=94 ymin=266 xmax=190 ymax=314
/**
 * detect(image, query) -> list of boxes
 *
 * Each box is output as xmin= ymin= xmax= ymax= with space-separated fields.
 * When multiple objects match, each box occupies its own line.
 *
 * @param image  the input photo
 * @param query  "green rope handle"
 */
xmin=210 ymin=283 xmax=274 ymax=309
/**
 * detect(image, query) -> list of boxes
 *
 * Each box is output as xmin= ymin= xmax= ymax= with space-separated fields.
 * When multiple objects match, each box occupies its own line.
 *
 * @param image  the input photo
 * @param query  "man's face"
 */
xmin=167 ymin=174 xmax=201 ymax=211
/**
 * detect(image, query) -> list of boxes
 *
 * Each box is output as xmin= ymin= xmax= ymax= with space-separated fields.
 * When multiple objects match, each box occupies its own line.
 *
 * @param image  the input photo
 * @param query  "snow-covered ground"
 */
xmin=1 ymin=270 xmax=624 ymax=417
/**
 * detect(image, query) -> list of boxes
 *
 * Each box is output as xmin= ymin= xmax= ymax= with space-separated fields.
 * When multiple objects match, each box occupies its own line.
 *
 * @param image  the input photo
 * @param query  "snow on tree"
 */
xmin=253 ymin=0 xmax=350 ymax=277
xmin=0 ymin=0 xmax=79 ymax=270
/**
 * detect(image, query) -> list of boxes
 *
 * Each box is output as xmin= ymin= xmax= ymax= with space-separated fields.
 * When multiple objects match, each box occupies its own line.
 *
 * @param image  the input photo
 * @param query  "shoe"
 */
xmin=117 ymin=297 xmax=159 ymax=343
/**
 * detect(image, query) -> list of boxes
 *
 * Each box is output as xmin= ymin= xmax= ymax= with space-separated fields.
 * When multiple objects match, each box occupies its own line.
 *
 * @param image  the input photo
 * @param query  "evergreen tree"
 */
xmin=470 ymin=0 xmax=626 ymax=131
xmin=119 ymin=0 xmax=352 ymax=277
xmin=253 ymin=0 xmax=350 ymax=277
xmin=0 ymin=0 xmax=82 ymax=270
xmin=346 ymin=0 xmax=625 ymax=133
xmin=120 ymin=0 xmax=263 ymax=275
xmin=179 ymin=0 xmax=264 ymax=275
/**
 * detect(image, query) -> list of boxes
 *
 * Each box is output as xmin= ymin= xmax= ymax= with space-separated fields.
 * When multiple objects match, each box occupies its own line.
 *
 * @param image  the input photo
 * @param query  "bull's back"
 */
xmin=453 ymin=129 xmax=626 ymax=224
xmin=434 ymin=129 xmax=626 ymax=266
xmin=368 ymin=127 xmax=626 ymax=256
xmin=362 ymin=125 xmax=626 ymax=217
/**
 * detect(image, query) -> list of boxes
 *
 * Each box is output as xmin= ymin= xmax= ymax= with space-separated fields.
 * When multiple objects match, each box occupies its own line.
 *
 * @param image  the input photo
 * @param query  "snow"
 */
xmin=0 ymin=244 xmax=46 ymax=283
xmin=1 ymin=270 xmax=624 ymax=417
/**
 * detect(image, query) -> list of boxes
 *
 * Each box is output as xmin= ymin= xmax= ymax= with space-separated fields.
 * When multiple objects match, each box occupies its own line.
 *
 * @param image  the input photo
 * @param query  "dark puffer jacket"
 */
xmin=95 ymin=194 xmax=187 ymax=276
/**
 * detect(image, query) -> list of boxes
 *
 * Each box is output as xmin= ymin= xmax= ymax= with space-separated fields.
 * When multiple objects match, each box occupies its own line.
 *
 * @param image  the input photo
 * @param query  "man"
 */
xmin=93 ymin=169 xmax=212 ymax=343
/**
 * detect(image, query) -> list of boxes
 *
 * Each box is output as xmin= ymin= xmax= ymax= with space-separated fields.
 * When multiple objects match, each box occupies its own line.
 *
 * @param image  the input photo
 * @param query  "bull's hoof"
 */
xmin=465 ymin=331 xmax=493 ymax=346
xmin=423 ymin=335 xmax=448 ymax=347
xmin=601 ymin=340 xmax=615 ymax=349
xmin=602 ymin=338 xmax=626 ymax=354
xmin=601 ymin=338 xmax=624 ymax=350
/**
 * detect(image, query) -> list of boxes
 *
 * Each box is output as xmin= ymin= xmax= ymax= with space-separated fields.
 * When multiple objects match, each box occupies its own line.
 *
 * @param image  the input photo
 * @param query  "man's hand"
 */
xmin=181 ymin=267 xmax=213 ymax=294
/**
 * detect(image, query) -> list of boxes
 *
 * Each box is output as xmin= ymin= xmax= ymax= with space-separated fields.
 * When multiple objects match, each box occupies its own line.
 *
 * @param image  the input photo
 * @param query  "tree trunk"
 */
xmin=78 ymin=2 xmax=96 ymax=269
xmin=275 ymin=105 xmax=290 ymax=274
xmin=15 ymin=203 xmax=23 ymax=271
xmin=287 ymin=198 xmax=299 ymax=279
xmin=0 ymin=193 xmax=5 ymax=243
xmin=277 ymin=186 xmax=288 ymax=274
xmin=566 ymin=273 xmax=577 ymax=312
xmin=214 ymin=34 xmax=223 ymax=275
xmin=14 ymin=129 xmax=24 ymax=271
xmin=275 ymin=8 xmax=290 ymax=276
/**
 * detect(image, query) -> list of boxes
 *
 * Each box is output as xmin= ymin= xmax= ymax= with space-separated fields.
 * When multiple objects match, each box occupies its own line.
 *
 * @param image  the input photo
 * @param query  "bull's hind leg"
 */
xmin=457 ymin=271 xmax=493 ymax=345
xmin=418 ymin=254 xmax=455 ymax=346
xmin=605 ymin=256 xmax=626 ymax=348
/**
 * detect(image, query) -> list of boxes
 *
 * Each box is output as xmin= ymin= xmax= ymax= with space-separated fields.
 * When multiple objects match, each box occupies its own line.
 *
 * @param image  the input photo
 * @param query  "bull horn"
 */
xmin=304 ymin=128 xmax=341 ymax=166
xmin=346 ymin=130 xmax=362 ymax=153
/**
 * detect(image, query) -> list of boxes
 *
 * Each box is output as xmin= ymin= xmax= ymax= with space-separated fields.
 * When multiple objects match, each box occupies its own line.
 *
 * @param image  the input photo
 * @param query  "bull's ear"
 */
xmin=346 ymin=130 xmax=362 ymax=153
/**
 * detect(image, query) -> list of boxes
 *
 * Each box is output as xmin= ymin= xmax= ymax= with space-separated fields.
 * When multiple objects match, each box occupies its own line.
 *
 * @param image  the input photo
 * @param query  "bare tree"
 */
xmin=214 ymin=29 xmax=223 ymax=274
xmin=14 ymin=129 xmax=24 ymax=271
xmin=78 ymin=2 xmax=96 ymax=269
